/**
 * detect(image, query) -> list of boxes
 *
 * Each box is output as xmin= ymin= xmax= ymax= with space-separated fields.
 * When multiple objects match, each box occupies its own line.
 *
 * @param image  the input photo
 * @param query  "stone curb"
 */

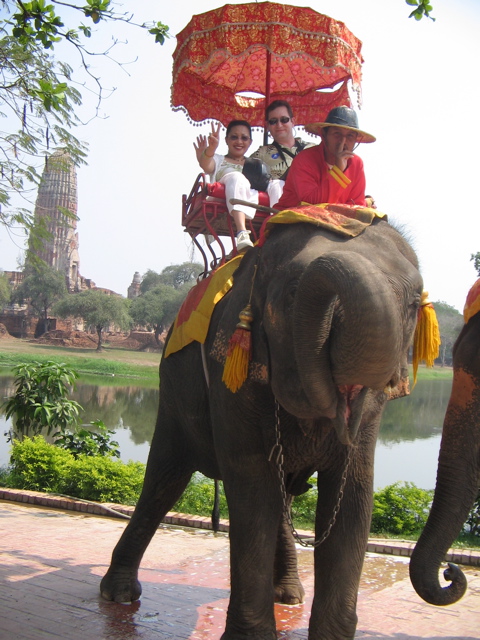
xmin=1 ymin=487 xmax=479 ymax=567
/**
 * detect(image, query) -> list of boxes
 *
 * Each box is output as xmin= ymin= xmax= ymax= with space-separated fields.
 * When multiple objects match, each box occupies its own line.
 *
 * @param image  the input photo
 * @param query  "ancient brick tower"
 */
xmin=33 ymin=149 xmax=81 ymax=291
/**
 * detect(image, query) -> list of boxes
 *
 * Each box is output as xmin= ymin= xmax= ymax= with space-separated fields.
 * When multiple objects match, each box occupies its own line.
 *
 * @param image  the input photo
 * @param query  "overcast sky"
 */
xmin=1 ymin=0 xmax=479 ymax=312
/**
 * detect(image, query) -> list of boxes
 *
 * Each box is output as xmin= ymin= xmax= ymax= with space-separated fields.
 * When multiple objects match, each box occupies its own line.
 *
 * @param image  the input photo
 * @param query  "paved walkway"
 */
xmin=0 ymin=496 xmax=479 ymax=640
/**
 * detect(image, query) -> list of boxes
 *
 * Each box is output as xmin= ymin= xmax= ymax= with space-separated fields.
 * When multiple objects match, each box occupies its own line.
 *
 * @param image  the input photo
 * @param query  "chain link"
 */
xmin=268 ymin=400 xmax=352 ymax=548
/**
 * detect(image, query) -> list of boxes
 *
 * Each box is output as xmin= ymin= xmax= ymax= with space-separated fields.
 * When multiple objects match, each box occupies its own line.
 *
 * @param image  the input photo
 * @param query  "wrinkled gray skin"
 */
xmin=410 ymin=310 xmax=480 ymax=606
xmin=101 ymin=219 xmax=423 ymax=640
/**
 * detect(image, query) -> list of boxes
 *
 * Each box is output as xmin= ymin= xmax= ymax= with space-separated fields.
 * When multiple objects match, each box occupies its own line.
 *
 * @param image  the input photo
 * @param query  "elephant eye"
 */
xmin=284 ymin=279 xmax=299 ymax=309
xmin=409 ymin=293 xmax=421 ymax=313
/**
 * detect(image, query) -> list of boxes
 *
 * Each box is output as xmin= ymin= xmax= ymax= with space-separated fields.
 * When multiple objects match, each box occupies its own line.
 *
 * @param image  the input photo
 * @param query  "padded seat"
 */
xmin=182 ymin=173 xmax=272 ymax=273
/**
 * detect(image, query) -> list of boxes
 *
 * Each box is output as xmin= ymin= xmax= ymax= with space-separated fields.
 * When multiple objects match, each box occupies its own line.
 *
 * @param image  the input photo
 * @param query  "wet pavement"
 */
xmin=0 ymin=499 xmax=479 ymax=640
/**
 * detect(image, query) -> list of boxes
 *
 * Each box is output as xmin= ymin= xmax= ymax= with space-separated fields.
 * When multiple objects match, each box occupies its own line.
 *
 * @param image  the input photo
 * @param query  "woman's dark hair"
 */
xmin=265 ymin=100 xmax=293 ymax=120
xmin=226 ymin=120 xmax=252 ymax=138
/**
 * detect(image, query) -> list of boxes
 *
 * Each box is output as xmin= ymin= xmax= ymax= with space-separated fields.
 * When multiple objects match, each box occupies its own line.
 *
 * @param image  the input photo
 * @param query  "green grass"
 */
xmin=0 ymin=340 xmax=452 ymax=384
xmin=0 ymin=344 xmax=161 ymax=385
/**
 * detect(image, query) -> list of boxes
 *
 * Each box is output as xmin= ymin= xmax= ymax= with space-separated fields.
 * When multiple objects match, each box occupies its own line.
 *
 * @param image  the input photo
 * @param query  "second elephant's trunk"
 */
xmin=409 ymin=366 xmax=480 ymax=605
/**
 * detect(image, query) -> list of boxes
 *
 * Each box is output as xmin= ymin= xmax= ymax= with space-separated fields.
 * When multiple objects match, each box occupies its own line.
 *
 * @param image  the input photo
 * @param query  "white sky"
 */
xmin=1 ymin=0 xmax=479 ymax=311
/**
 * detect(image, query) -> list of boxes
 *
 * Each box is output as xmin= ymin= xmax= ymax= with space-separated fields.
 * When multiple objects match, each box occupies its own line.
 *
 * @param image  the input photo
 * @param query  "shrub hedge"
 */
xmin=1 ymin=436 xmax=479 ymax=544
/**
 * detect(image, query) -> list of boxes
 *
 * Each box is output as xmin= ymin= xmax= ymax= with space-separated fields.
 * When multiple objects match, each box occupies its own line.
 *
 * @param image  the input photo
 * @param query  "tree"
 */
xmin=132 ymin=262 xmax=202 ymax=344
xmin=130 ymin=284 xmax=184 ymax=345
xmin=2 ymin=360 xmax=83 ymax=439
xmin=53 ymin=288 xmax=131 ymax=350
xmin=470 ymin=252 xmax=480 ymax=277
xmin=1 ymin=1 xmax=169 ymax=253
xmin=0 ymin=270 xmax=11 ymax=309
xmin=433 ymin=301 xmax=464 ymax=367
xmin=10 ymin=262 xmax=67 ymax=334
xmin=140 ymin=262 xmax=203 ymax=294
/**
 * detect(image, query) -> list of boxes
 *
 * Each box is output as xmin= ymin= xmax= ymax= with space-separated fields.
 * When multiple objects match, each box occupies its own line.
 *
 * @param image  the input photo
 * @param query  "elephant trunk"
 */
xmin=293 ymin=251 xmax=403 ymax=425
xmin=409 ymin=367 xmax=480 ymax=605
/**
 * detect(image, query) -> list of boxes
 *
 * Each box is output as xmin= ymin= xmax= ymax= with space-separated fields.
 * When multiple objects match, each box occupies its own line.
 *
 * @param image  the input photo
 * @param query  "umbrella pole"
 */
xmin=263 ymin=51 xmax=272 ymax=146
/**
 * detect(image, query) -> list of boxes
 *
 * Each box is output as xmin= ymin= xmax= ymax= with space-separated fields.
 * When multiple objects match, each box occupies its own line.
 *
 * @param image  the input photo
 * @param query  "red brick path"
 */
xmin=0 ymin=498 xmax=479 ymax=640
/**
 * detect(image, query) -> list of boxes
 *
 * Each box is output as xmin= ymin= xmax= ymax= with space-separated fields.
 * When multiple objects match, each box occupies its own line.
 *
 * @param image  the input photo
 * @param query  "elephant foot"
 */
xmin=220 ymin=631 xmax=276 ymax=640
xmin=274 ymin=578 xmax=305 ymax=605
xmin=100 ymin=566 xmax=142 ymax=603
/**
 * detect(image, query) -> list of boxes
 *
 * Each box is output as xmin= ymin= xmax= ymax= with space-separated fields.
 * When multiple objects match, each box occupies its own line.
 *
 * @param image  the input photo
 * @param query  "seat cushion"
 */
xmin=206 ymin=182 xmax=270 ymax=207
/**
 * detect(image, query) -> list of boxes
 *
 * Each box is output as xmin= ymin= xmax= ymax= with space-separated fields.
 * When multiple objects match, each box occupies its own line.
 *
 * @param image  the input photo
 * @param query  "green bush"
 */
xmin=173 ymin=473 xmax=229 ymax=518
xmin=63 ymin=456 xmax=145 ymax=505
xmin=291 ymin=477 xmax=317 ymax=528
xmin=5 ymin=436 xmax=145 ymax=505
xmin=9 ymin=435 xmax=73 ymax=492
xmin=466 ymin=489 xmax=480 ymax=536
xmin=2 ymin=361 xmax=82 ymax=439
xmin=53 ymin=420 xmax=120 ymax=459
xmin=371 ymin=482 xmax=434 ymax=535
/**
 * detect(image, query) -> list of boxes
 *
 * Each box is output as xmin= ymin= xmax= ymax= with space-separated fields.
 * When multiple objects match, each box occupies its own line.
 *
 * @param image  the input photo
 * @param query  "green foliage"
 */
xmin=291 ymin=476 xmax=318 ymax=528
xmin=432 ymin=301 xmax=463 ymax=367
xmin=406 ymin=0 xmax=435 ymax=21
xmin=0 ymin=350 xmax=160 ymax=382
xmin=131 ymin=262 xmax=202 ymax=343
xmin=465 ymin=490 xmax=480 ymax=536
xmin=471 ymin=252 xmax=480 ymax=278
xmin=5 ymin=435 xmax=145 ymax=504
xmin=61 ymin=455 xmax=145 ymax=504
xmin=9 ymin=434 xmax=73 ymax=491
xmin=2 ymin=360 xmax=82 ymax=437
xmin=53 ymin=419 xmax=120 ymax=459
xmin=129 ymin=284 xmax=184 ymax=344
xmin=11 ymin=263 xmax=68 ymax=331
xmin=371 ymin=482 xmax=433 ymax=535
xmin=1 ymin=1 xmax=169 ymax=249
xmin=0 ymin=271 xmax=11 ymax=308
xmin=173 ymin=473 xmax=229 ymax=518
xmin=140 ymin=263 xmax=203 ymax=294
xmin=54 ymin=289 xmax=131 ymax=350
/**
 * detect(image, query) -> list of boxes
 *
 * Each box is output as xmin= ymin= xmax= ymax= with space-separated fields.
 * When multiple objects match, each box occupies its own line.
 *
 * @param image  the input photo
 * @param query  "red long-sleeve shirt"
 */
xmin=276 ymin=143 xmax=367 ymax=210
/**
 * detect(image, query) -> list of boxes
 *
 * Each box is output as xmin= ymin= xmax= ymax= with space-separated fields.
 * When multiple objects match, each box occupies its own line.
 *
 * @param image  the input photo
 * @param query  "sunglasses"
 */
xmin=268 ymin=116 xmax=291 ymax=125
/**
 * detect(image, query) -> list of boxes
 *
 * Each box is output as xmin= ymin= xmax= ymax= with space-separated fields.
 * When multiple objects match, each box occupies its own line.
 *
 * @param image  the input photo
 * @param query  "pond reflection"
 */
xmin=0 ymin=374 xmax=453 ymax=490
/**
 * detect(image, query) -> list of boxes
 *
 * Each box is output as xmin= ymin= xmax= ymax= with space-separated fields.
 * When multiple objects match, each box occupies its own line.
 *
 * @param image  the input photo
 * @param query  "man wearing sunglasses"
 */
xmin=276 ymin=106 xmax=375 ymax=210
xmin=250 ymin=100 xmax=314 ymax=190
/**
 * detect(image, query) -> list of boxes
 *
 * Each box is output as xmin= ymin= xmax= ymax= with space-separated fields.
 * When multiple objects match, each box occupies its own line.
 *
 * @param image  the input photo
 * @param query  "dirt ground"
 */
xmin=0 ymin=323 xmax=163 ymax=351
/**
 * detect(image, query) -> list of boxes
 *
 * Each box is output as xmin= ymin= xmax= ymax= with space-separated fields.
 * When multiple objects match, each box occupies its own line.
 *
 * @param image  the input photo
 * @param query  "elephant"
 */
xmin=410 ymin=286 xmax=480 ymax=606
xmin=101 ymin=213 xmax=424 ymax=640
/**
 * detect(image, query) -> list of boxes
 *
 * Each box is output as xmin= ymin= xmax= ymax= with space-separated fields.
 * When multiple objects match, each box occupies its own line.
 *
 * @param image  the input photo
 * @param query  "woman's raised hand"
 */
xmin=194 ymin=122 xmax=221 ymax=171
xmin=207 ymin=122 xmax=221 ymax=153
xmin=193 ymin=134 xmax=208 ymax=163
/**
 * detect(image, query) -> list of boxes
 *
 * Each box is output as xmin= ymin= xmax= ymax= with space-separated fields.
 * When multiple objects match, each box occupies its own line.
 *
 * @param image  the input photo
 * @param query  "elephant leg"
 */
xmin=100 ymin=417 xmax=193 ymax=603
xmin=309 ymin=430 xmax=377 ymax=640
xmin=274 ymin=495 xmax=305 ymax=604
xmin=219 ymin=457 xmax=282 ymax=640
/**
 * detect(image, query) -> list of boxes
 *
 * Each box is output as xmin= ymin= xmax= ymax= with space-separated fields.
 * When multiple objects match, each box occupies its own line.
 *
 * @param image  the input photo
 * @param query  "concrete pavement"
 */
xmin=0 ymin=494 xmax=479 ymax=640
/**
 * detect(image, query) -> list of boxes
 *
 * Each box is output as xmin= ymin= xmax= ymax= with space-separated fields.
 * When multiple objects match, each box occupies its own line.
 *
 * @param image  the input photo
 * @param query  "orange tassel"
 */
xmin=222 ymin=304 xmax=253 ymax=392
xmin=412 ymin=291 xmax=441 ymax=386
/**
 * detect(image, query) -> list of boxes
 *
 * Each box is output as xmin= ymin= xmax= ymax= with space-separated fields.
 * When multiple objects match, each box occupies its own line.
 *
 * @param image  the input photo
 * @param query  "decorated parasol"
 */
xmin=171 ymin=1 xmax=364 ymax=132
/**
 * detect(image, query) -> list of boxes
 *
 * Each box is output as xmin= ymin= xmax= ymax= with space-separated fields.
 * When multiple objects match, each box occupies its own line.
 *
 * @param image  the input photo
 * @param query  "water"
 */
xmin=0 ymin=374 xmax=453 ymax=490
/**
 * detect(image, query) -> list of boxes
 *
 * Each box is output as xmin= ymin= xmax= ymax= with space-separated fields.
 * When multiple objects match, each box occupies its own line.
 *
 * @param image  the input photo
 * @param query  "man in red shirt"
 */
xmin=276 ymin=106 xmax=375 ymax=210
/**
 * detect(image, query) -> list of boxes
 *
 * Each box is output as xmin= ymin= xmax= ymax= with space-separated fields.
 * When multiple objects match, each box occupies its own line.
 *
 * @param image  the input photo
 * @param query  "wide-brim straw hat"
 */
xmin=305 ymin=106 xmax=376 ymax=143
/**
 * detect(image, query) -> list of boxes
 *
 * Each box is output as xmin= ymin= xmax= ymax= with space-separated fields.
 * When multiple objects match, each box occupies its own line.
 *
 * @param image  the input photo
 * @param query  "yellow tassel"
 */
xmin=412 ymin=291 xmax=441 ymax=386
xmin=222 ymin=304 xmax=253 ymax=392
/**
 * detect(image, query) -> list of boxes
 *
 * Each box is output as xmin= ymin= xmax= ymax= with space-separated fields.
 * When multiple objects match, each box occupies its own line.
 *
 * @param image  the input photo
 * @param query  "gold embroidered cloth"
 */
xmin=172 ymin=2 xmax=363 ymax=127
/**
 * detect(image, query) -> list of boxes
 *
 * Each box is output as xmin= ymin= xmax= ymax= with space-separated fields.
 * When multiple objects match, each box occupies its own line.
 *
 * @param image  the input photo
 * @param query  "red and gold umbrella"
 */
xmin=171 ymin=1 xmax=364 ymax=129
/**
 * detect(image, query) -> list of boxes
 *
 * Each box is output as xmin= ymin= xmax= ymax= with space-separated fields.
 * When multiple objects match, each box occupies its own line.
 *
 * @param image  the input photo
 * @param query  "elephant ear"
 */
xmin=208 ymin=254 xmax=270 ymax=386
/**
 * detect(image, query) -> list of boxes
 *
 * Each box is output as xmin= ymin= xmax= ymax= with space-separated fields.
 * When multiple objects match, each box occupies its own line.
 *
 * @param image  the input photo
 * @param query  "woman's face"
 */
xmin=225 ymin=125 xmax=252 ymax=159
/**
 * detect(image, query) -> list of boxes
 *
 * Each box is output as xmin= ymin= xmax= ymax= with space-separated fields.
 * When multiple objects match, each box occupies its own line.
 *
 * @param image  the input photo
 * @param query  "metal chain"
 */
xmin=268 ymin=400 xmax=352 ymax=548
